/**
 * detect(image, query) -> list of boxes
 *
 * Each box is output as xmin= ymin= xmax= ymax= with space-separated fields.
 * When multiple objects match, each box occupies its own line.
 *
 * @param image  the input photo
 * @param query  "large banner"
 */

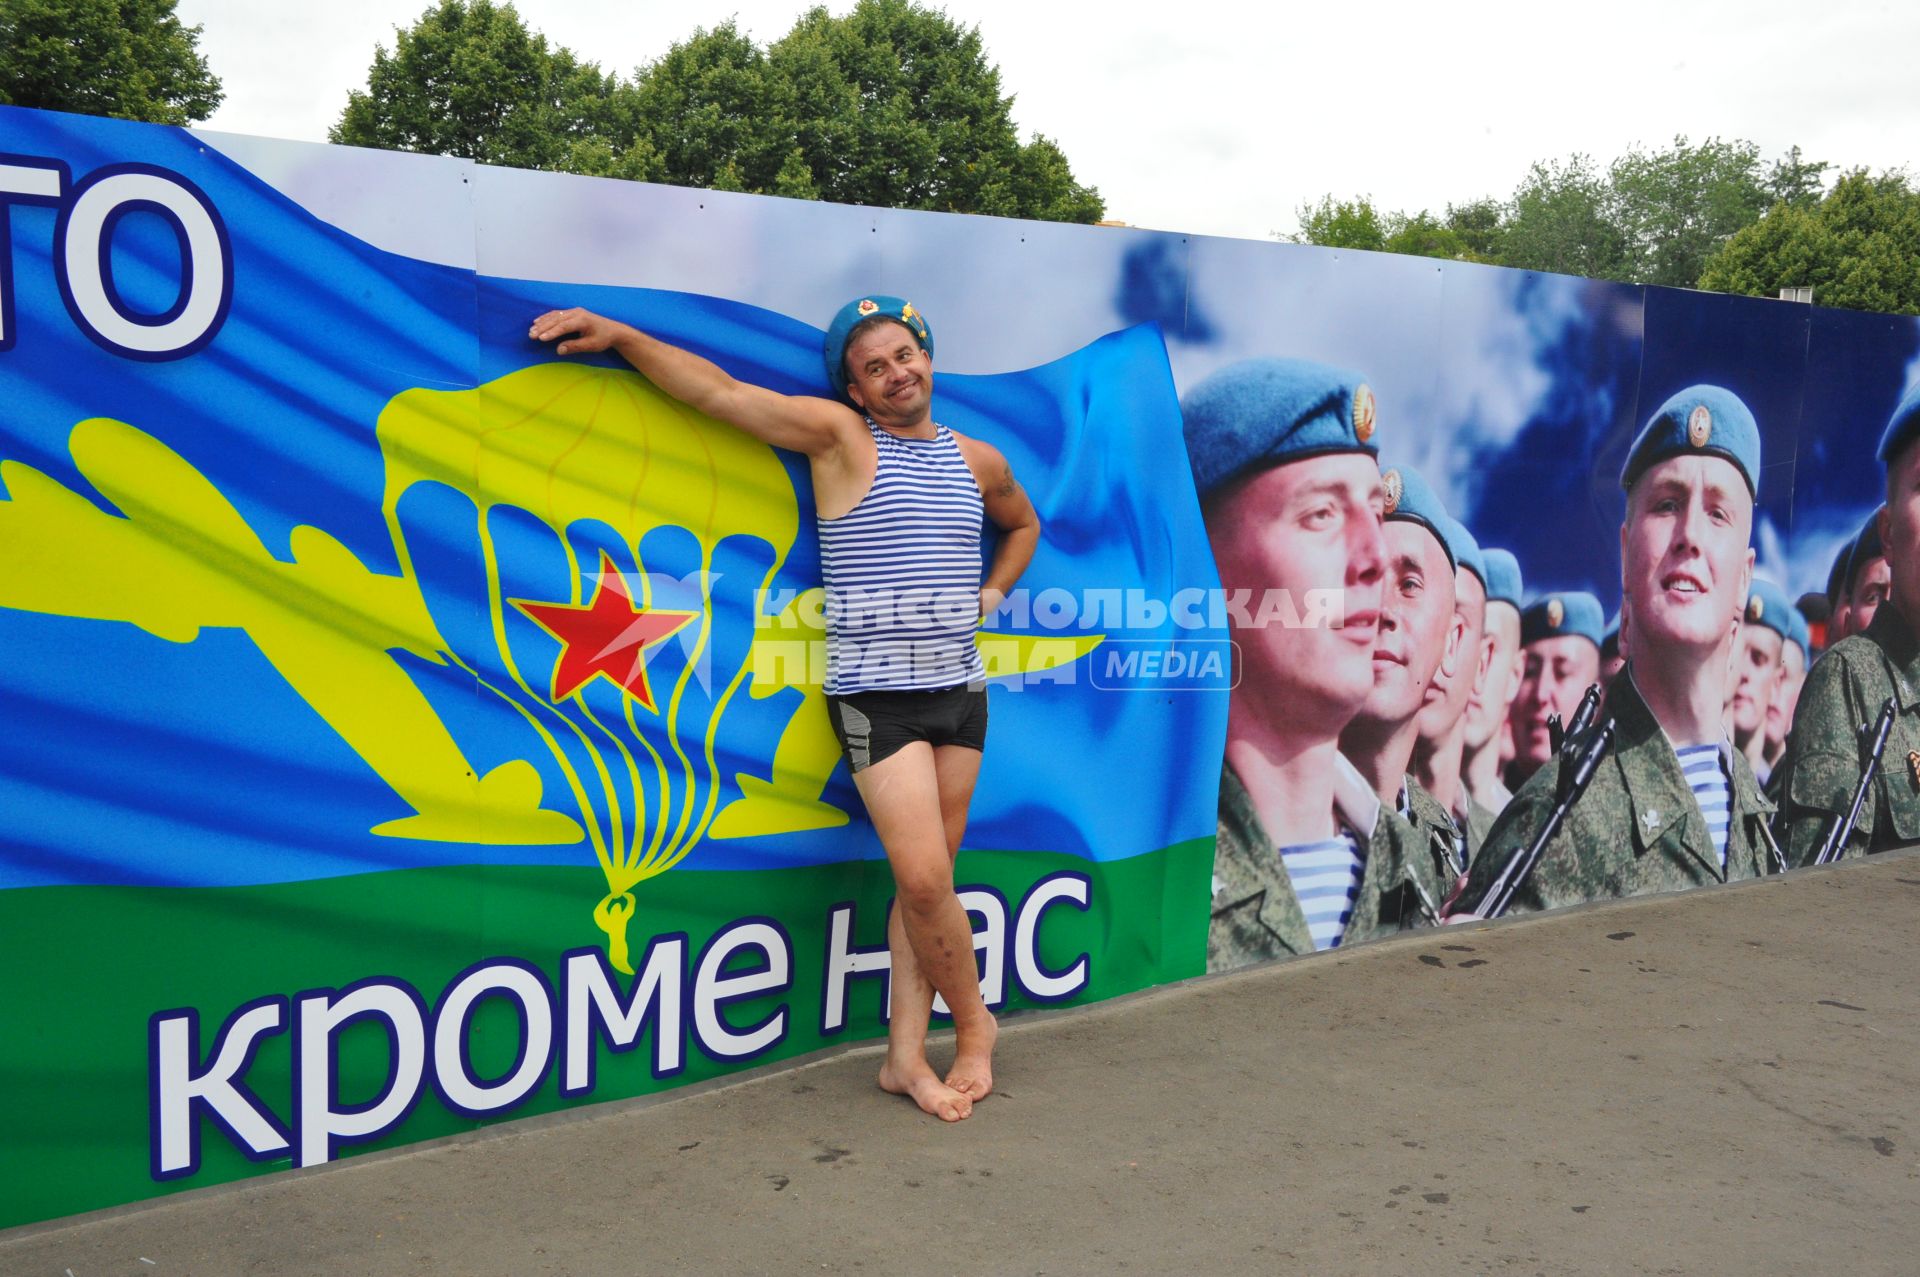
xmin=3 ymin=105 xmax=1918 ymax=1228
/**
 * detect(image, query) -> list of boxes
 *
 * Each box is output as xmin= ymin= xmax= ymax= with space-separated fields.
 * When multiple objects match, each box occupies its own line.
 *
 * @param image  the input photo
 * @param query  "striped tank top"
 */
xmin=1676 ymin=743 xmax=1731 ymax=870
xmin=819 ymin=419 xmax=986 ymax=695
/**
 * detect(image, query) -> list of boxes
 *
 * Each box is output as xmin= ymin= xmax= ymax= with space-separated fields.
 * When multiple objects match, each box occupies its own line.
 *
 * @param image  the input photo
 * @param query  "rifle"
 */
xmin=1544 ymin=683 xmax=1601 ymax=760
xmin=1474 ymin=717 xmax=1617 ymax=919
xmin=1811 ymin=696 xmax=1897 ymax=867
xmin=1563 ymin=684 xmax=1602 ymax=751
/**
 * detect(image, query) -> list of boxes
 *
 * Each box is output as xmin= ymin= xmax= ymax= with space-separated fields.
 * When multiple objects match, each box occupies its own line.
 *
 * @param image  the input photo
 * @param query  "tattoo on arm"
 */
xmin=995 ymin=463 xmax=1017 ymax=498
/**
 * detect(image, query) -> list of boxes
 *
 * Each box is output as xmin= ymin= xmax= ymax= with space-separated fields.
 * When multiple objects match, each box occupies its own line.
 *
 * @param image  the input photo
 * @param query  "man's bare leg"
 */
xmin=932 ymin=744 xmax=994 ymax=1099
xmin=854 ymin=742 xmax=996 ymax=1121
xmin=881 ymin=744 xmax=996 ymax=1102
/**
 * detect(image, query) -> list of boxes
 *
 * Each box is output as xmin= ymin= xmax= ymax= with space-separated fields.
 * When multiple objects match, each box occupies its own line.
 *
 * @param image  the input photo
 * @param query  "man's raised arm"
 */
xmin=529 ymin=307 xmax=854 ymax=458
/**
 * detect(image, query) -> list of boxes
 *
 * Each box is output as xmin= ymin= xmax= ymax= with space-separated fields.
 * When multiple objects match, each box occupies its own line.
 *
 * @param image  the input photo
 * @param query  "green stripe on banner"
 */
xmin=0 ymin=840 xmax=1209 ymax=1228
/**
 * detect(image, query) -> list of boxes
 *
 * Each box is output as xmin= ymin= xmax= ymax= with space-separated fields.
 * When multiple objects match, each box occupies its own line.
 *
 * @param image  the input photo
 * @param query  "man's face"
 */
xmin=1463 ymin=602 xmax=1520 ymax=752
xmin=843 ymin=321 xmax=932 ymax=424
xmin=1207 ymin=453 xmax=1386 ymax=735
xmin=1766 ymin=641 xmax=1807 ymax=750
xmin=1416 ymin=562 xmax=1484 ymax=743
xmin=1509 ymin=635 xmax=1601 ymax=774
xmin=1621 ymin=455 xmax=1754 ymax=657
xmin=1849 ymin=555 xmax=1891 ymax=635
xmin=1727 ymin=623 xmax=1785 ymax=745
xmin=1357 ymin=521 xmax=1460 ymax=731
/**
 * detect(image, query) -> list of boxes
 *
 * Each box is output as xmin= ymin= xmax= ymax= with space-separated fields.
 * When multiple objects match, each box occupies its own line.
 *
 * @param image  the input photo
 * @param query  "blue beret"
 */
xmin=1784 ymin=600 xmax=1811 ymax=656
xmin=1380 ymin=464 xmax=1457 ymax=572
xmin=1620 ymin=385 xmax=1761 ymax=498
xmin=1826 ymin=537 xmax=1853 ymax=604
xmin=1843 ymin=506 xmax=1886 ymax=595
xmin=1520 ymin=591 xmax=1605 ymax=649
xmin=1182 ymin=358 xmax=1378 ymax=498
xmin=1445 ymin=517 xmax=1487 ymax=592
xmin=1480 ymin=548 xmax=1523 ymax=612
xmin=1742 ymin=577 xmax=1794 ymax=643
xmin=822 ymin=296 xmax=932 ymax=399
xmin=1874 ymin=381 xmax=1920 ymax=467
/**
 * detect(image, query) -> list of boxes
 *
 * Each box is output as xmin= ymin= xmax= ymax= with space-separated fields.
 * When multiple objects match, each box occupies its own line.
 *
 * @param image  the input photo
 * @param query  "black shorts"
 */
xmin=826 ymin=684 xmax=989 ymax=773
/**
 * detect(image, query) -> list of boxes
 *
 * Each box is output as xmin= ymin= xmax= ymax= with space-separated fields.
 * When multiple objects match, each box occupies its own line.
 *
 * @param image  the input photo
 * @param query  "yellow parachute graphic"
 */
xmin=0 ymin=361 xmax=1101 ymax=973
xmin=378 ymin=362 xmax=819 ymax=970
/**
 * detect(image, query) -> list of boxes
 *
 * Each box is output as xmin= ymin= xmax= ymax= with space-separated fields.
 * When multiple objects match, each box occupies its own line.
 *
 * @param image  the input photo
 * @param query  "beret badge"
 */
xmin=1547 ymin=597 xmax=1565 ymax=629
xmin=1688 ymin=404 xmax=1712 ymax=448
xmin=1748 ymin=593 xmax=1765 ymax=622
xmin=857 ymin=299 xmax=879 ymax=316
xmin=1352 ymin=383 xmax=1377 ymax=444
xmin=1382 ymin=467 xmax=1402 ymax=514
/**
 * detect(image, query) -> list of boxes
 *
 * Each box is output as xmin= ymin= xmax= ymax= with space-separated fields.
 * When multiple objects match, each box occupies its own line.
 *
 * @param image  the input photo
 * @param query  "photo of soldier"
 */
xmin=1183 ymin=360 xmax=1447 ymax=971
xmin=1339 ymin=466 xmax=1471 ymax=884
xmin=1773 ymin=385 xmax=1920 ymax=863
xmin=1503 ymin=590 xmax=1606 ymax=793
xmin=1760 ymin=605 xmax=1811 ymax=784
xmin=1829 ymin=509 xmax=1890 ymax=643
xmin=1728 ymin=578 xmax=1793 ymax=785
xmin=1411 ymin=514 xmax=1496 ymax=872
xmin=1461 ymin=548 xmax=1524 ymax=815
xmin=1459 ymin=386 xmax=1783 ymax=917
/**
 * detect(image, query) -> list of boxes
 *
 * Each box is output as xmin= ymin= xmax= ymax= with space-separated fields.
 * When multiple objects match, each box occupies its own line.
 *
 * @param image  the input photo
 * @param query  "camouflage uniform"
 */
xmin=1403 ymin=776 xmax=1466 ymax=885
xmin=1460 ymin=672 xmax=1781 ymax=916
xmin=1772 ymin=605 xmax=1920 ymax=864
xmin=1461 ymin=795 xmax=1497 ymax=871
xmin=1209 ymin=758 xmax=1447 ymax=972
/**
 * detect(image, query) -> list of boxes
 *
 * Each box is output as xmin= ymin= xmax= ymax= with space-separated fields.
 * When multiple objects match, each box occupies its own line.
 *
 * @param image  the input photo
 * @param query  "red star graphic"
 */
xmin=511 ymin=551 xmax=697 ymax=710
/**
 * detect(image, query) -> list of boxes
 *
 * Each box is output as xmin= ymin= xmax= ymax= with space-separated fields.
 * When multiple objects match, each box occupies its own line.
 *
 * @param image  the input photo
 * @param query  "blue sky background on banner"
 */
xmin=0 ymin=107 xmax=1221 ymax=889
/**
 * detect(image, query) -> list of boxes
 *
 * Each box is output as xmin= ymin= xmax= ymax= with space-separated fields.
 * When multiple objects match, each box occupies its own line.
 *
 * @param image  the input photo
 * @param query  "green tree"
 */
xmin=1290 ymin=196 xmax=1500 ymax=264
xmin=332 ymin=0 xmax=1100 ymax=223
xmin=1501 ymin=155 xmax=1629 ymax=280
xmin=1764 ymin=145 xmax=1829 ymax=210
xmin=758 ymin=0 xmax=1101 ymax=220
xmin=1608 ymin=136 xmax=1772 ymax=288
xmin=330 ymin=0 xmax=624 ymax=173
xmin=0 ymin=0 xmax=222 ymax=124
xmin=1289 ymin=195 xmax=1387 ymax=250
xmin=1700 ymin=170 xmax=1920 ymax=315
xmin=1443 ymin=198 xmax=1507 ymax=263
xmin=626 ymin=21 xmax=788 ymax=193
xmin=1382 ymin=211 xmax=1477 ymax=261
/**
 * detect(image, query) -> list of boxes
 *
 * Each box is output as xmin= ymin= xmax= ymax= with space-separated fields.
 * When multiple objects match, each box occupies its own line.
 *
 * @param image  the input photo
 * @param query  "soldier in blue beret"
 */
xmin=1760 ymin=600 xmax=1812 ymax=784
xmin=1461 ymin=384 xmax=1782 ymax=916
xmin=1828 ymin=507 xmax=1889 ymax=643
xmin=1504 ymin=590 xmax=1605 ymax=791
xmin=1188 ymin=361 xmax=1447 ymax=971
xmin=1729 ymin=578 xmax=1794 ymax=784
xmin=1774 ymin=382 xmax=1920 ymax=861
xmin=1411 ymin=514 xmax=1504 ymax=874
xmin=1340 ymin=467 xmax=1474 ymax=888
xmin=1460 ymin=548 xmax=1525 ymax=815
xmin=528 ymin=295 xmax=1042 ymax=1122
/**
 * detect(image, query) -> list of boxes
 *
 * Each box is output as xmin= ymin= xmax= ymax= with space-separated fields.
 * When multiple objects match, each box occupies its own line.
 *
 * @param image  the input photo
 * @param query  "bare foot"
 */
xmin=879 ymin=1059 xmax=972 ymax=1122
xmin=944 ymin=1012 xmax=997 ymax=1101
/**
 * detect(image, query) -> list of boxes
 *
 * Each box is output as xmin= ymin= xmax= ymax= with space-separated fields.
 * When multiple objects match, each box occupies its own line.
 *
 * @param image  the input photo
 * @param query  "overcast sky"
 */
xmin=176 ymin=0 xmax=1920 ymax=242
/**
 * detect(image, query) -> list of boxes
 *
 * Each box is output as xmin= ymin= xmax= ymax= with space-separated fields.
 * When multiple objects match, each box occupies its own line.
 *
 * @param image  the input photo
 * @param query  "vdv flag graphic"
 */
xmin=0 ymin=106 xmax=1223 ymax=1226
